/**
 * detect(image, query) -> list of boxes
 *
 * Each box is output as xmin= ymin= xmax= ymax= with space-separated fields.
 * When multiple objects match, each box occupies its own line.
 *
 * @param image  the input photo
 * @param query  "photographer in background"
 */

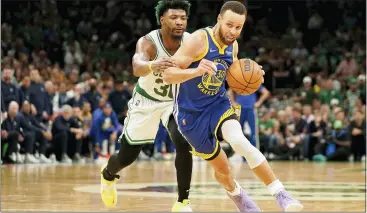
xmin=313 ymin=120 xmax=351 ymax=162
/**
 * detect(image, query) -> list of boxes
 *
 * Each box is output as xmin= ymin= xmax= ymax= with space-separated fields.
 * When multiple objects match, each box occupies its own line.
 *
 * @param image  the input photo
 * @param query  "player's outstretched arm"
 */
xmin=162 ymin=30 xmax=216 ymax=84
xmin=132 ymin=36 xmax=176 ymax=77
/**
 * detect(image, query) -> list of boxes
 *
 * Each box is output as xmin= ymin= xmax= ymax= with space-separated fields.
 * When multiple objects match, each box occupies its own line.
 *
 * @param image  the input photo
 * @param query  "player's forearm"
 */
xmin=163 ymin=67 xmax=198 ymax=84
xmin=132 ymin=60 xmax=152 ymax=77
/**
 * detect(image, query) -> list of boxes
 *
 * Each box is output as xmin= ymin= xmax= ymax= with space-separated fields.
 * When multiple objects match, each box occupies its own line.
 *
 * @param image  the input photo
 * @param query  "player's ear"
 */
xmin=160 ymin=16 xmax=164 ymax=25
xmin=217 ymin=14 xmax=221 ymax=23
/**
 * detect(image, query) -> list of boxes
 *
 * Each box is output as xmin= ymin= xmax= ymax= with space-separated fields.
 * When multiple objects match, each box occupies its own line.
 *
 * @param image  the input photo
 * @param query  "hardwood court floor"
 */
xmin=1 ymin=160 xmax=366 ymax=212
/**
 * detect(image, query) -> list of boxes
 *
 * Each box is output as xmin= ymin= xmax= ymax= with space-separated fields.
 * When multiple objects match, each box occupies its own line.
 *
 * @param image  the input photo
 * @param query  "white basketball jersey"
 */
xmin=136 ymin=30 xmax=188 ymax=101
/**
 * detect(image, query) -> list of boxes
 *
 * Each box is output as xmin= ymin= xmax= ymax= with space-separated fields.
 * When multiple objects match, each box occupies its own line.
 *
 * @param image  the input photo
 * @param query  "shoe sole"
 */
xmin=285 ymin=203 xmax=304 ymax=212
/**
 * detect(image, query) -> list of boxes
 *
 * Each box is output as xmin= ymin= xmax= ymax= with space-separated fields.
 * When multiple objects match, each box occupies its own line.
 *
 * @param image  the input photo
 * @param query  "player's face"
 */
xmin=161 ymin=9 xmax=188 ymax=39
xmin=218 ymin=10 xmax=246 ymax=45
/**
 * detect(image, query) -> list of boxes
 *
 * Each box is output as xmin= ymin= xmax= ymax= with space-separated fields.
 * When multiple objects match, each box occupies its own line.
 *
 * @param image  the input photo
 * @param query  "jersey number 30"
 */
xmin=154 ymin=78 xmax=173 ymax=98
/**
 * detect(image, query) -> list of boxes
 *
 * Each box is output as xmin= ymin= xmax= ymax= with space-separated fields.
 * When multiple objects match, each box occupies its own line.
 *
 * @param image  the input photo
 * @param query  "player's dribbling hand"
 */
xmin=195 ymin=59 xmax=217 ymax=76
xmin=151 ymin=57 xmax=177 ymax=72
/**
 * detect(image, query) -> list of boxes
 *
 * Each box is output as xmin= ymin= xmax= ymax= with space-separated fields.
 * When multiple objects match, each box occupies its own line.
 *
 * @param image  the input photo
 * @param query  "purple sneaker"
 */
xmin=275 ymin=189 xmax=304 ymax=212
xmin=227 ymin=188 xmax=261 ymax=212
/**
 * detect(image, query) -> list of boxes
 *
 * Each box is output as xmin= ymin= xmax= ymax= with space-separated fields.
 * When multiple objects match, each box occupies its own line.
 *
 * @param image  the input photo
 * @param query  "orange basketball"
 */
xmin=227 ymin=59 xmax=263 ymax=95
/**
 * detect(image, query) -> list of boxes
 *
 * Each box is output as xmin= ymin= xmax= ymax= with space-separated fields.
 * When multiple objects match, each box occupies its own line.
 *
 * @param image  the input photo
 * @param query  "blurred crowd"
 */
xmin=1 ymin=0 xmax=365 ymax=164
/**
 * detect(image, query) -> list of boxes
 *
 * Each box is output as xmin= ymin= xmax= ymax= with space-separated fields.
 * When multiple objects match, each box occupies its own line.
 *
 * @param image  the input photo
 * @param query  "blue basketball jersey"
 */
xmin=174 ymin=27 xmax=234 ymax=113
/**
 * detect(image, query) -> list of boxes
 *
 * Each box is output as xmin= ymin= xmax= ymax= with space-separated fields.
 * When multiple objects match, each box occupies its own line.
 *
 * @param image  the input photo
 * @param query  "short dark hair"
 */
xmin=155 ymin=0 xmax=191 ymax=25
xmin=220 ymin=1 xmax=247 ymax=16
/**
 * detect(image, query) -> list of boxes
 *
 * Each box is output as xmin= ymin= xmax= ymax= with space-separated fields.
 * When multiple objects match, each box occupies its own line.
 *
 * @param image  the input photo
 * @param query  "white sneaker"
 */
xmin=9 ymin=152 xmax=17 ymax=163
xmin=24 ymin=154 xmax=40 ymax=164
xmin=61 ymin=154 xmax=72 ymax=164
xmin=49 ymin=154 xmax=57 ymax=164
xmin=16 ymin=153 xmax=24 ymax=163
xmin=39 ymin=154 xmax=52 ymax=163
xmin=73 ymin=154 xmax=85 ymax=164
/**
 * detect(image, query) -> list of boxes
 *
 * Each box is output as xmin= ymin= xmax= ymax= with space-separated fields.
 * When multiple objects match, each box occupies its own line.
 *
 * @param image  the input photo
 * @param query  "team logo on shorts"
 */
xmin=197 ymin=58 xmax=229 ymax=96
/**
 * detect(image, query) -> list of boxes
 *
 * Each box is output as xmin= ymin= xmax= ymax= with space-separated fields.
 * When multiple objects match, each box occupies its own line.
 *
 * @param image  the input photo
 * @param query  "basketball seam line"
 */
xmin=238 ymin=59 xmax=250 ymax=94
xmin=242 ymin=60 xmax=254 ymax=94
xmin=227 ymin=65 xmax=247 ymax=88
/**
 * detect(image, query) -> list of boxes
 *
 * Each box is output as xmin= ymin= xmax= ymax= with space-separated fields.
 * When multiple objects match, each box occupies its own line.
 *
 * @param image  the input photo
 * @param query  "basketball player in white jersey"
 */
xmin=100 ymin=0 xmax=193 ymax=211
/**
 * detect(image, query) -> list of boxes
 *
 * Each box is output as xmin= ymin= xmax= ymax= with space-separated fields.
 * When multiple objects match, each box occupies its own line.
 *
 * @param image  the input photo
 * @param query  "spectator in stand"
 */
xmin=302 ymin=105 xmax=314 ymax=124
xmin=270 ymin=106 xmax=307 ymax=160
xmin=83 ymin=78 xmax=102 ymax=111
xmin=1 ymin=96 xmax=6 ymax=121
xmin=335 ymin=52 xmax=359 ymax=80
xmin=91 ymin=103 xmax=121 ymax=160
xmin=80 ymin=101 xmax=93 ymax=157
xmin=20 ymin=101 xmax=52 ymax=163
xmin=108 ymin=79 xmax=131 ymax=124
xmin=44 ymin=81 xmax=54 ymax=117
xmin=294 ymin=76 xmax=316 ymax=105
xmin=1 ymin=101 xmax=37 ymax=163
xmin=2 ymin=68 xmax=22 ymax=110
xmin=66 ymin=84 xmax=86 ymax=108
xmin=258 ymin=110 xmax=276 ymax=155
xmin=51 ymin=105 xmax=83 ymax=163
xmin=19 ymin=76 xmax=31 ymax=102
xmin=71 ymin=106 xmax=86 ymax=163
xmin=28 ymin=69 xmax=50 ymax=122
xmin=319 ymin=79 xmax=343 ymax=105
xmin=306 ymin=112 xmax=327 ymax=160
xmin=349 ymin=109 xmax=366 ymax=161
xmin=313 ymin=120 xmax=351 ymax=162
xmin=346 ymin=77 xmax=361 ymax=113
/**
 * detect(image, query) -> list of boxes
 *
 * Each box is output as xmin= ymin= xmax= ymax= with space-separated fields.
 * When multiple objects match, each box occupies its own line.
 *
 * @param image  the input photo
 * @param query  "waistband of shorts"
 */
xmin=135 ymin=83 xmax=172 ymax=102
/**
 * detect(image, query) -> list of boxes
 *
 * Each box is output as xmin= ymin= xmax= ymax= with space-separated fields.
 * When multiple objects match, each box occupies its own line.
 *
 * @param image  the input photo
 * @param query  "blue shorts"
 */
xmin=176 ymin=98 xmax=238 ymax=160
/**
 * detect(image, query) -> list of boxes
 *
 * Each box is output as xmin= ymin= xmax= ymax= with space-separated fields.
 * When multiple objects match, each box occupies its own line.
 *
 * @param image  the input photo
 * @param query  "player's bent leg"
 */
xmin=100 ymin=135 xmax=143 ymax=207
xmin=167 ymin=115 xmax=193 ymax=212
xmin=206 ymin=149 xmax=261 ymax=212
xmin=221 ymin=119 xmax=304 ymax=212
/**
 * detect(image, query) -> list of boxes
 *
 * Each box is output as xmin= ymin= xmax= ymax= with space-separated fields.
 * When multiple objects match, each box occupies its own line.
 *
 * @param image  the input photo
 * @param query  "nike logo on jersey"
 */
xmin=210 ymin=48 xmax=217 ymax=52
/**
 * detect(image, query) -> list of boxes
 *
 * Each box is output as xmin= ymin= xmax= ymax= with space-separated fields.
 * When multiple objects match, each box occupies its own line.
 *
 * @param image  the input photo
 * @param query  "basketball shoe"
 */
xmin=275 ymin=189 xmax=304 ymax=212
xmin=227 ymin=188 xmax=261 ymax=212
xmin=100 ymin=164 xmax=119 ymax=207
xmin=171 ymin=199 xmax=193 ymax=212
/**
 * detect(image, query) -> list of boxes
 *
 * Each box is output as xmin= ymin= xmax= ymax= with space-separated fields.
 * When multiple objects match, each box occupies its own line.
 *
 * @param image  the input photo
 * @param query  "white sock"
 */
xmin=267 ymin=179 xmax=284 ymax=196
xmin=227 ymin=180 xmax=241 ymax=196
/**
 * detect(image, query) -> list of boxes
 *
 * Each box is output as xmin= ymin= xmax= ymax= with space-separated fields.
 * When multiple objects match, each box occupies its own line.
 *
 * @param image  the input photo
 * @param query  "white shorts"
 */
xmin=121 ymin=90 xmax=173 ymax=145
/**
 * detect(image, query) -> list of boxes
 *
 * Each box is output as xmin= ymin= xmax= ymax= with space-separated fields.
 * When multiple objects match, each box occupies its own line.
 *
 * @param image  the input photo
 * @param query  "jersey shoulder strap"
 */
xmin=147 ymin=30 xmax=171 ymax=58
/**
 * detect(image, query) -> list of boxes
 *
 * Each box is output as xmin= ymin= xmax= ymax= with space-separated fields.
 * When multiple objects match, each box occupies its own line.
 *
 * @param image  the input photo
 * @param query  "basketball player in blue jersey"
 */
xmin=229 ymin=85 xmax=270 ymax=150
xmin=162 ymin=1 xmax=303 ymax=212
